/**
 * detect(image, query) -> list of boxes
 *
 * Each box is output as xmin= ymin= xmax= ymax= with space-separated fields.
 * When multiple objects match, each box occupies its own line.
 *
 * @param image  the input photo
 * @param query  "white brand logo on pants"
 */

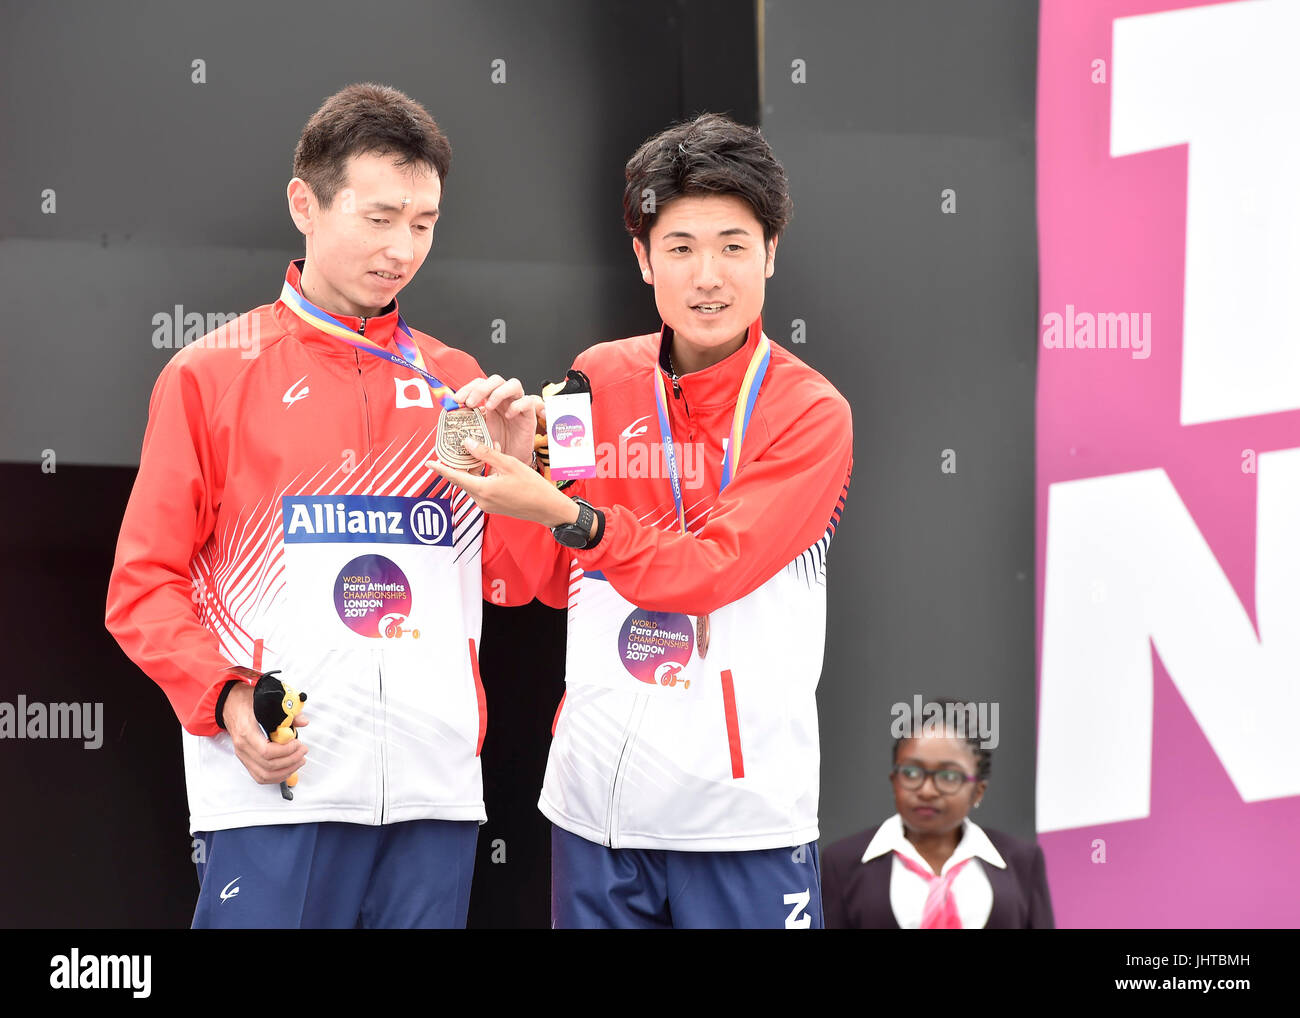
xmin=783 ymin=888 xmax=812 ymax=929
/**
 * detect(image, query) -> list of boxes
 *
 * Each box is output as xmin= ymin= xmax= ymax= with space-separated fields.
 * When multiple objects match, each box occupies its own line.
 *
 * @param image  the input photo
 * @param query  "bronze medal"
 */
xmin=696 ymin=612 xmax=710 ymax=660
xmin=436 ymin=407 xmax=493 ymax=473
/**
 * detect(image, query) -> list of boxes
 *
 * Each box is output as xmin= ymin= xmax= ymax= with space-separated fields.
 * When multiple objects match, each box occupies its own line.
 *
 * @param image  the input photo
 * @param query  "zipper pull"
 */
xmin=358 ymin=317 xmax=366 ymax=335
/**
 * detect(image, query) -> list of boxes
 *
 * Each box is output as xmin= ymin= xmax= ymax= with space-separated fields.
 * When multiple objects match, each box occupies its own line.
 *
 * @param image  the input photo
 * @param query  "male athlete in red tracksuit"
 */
xmin=106 ymin=85 xmax=537 ymax=928
xmin=107 ymin=255 xmax=538 ymax=927
xmin=435 ymin=113 xmax=853 ymax=928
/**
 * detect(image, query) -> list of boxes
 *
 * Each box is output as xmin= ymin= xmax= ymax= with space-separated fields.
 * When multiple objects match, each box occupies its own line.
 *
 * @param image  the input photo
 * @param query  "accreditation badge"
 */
xmin=280 ymin=494 xmax=457 ymax=649
xmin=543 ymin=391 xmax=597 ymax=481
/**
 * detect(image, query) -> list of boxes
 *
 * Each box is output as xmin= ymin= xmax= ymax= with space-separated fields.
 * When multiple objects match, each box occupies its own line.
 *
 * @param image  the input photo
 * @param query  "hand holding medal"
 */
xmin=277 ymin=277 xmax=536 ymax=476
xmin=429 ymin=371 xmax=600 ymax=539
xmin=443 ymin=374 xmax=541 ymax=475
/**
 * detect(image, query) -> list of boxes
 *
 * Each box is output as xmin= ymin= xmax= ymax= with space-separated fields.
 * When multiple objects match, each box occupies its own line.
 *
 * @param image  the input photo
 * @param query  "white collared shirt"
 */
xmin=860 ymin=813 xmax=1008 ymax=929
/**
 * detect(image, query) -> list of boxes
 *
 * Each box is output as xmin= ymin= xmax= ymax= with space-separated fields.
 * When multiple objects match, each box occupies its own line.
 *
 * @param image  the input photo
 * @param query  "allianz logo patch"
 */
xmin=282 ymin=494 xmax=453 ymax=546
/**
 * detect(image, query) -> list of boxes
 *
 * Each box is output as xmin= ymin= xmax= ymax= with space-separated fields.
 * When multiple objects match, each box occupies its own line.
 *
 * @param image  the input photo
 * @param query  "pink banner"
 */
xmin=1036 ymin=0 xmax=1300 ymax=927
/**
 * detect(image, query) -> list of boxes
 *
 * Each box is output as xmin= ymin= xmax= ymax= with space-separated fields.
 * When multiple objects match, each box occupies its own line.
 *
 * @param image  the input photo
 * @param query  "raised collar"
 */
xmin=656 ymin=315 xmax=767 ymax=409
xmin=272 ymin=258 xmax=403 ymax=359
xmin=861 ymin=814 xmax=1008 ymax=874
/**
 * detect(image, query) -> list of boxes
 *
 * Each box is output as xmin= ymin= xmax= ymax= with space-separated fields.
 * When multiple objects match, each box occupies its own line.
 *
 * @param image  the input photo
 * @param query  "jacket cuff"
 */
xmin=582 ymin=505 xmax=606 ymax=550
xmin=213 ymin=679 xmax=243 ymax=731
xmin=574 ymin=504 xmax=620 ymax=569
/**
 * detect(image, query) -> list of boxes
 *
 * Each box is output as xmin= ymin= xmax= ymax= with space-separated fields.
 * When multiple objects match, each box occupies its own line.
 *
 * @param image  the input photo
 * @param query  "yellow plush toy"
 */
xmin=229 ymin=666 xmax=308 ymax=801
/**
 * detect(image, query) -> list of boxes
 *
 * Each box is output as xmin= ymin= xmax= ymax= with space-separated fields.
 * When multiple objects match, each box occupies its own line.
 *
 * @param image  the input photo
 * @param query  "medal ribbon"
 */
xmin=279 ymin=279 xmax=459 ymax=410
xmin=652 ymin=333 xmax=771 ymax=534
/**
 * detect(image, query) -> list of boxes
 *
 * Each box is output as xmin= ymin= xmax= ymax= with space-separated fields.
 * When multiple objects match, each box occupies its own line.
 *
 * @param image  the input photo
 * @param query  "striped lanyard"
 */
xmin=652 ymin=333 xmax=771 ymax=533
xmin=279 ymin=278 xmax=459 ymax=411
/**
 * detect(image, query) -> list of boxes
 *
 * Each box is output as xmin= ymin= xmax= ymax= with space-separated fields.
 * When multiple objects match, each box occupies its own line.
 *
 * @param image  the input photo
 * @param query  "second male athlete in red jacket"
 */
xmin=435 ymin=113 xmax=853 ymax=928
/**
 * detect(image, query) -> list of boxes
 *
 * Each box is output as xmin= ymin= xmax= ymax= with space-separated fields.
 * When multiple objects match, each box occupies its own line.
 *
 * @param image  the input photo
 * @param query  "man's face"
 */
xmin=633 ymin=193 xmax=776 ymax=354
xmin=288 ymin=150 xmax=442 ymax=316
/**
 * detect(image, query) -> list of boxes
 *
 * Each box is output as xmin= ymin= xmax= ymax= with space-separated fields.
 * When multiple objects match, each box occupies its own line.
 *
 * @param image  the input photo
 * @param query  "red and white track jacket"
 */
xmin=106 ymin=259 xmax=532 ymax=833
xmin=498 ymin=317 xmax=853 ymax=851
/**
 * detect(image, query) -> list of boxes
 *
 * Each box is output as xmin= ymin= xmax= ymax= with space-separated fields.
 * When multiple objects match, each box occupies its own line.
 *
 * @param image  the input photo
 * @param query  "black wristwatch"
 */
xmin=551 ymin=497 xmax=603 ymax=549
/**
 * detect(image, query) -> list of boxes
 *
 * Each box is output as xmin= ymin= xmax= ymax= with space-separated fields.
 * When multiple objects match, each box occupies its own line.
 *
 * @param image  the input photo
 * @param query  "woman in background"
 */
xmin=822 ymin=699 xmax=1054 ymax=929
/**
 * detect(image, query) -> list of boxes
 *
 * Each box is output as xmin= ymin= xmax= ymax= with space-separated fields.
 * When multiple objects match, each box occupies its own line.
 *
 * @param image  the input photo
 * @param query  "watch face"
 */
xmin=553 ymin=500 xmax=593 ymax=549
xmin=553 ymin=525 xmax=586 ymax=549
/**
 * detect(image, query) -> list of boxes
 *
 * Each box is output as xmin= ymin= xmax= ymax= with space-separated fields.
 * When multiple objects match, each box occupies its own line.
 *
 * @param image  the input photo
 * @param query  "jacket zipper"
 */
xmin=606 ymin=364 xmax=697 ymax=842
xmin=355 ymin=350 xmax=374 ymax=451
xmin=671 ymin=373 xmax=692 ymax=418
xmin=354 ymin=338 xmax=385 ymax=823
xmin=604 ymin=697 xmax=647 ymax=848
xmin=605 ymin=367 xmax=692 ymax=842
xmin=605 ymin=731 xmax=628 ymax=847
xmin=377 ymin=658 xmax=388 ymax=824
xmin=669 ymin=370 xmax=694 ymax=445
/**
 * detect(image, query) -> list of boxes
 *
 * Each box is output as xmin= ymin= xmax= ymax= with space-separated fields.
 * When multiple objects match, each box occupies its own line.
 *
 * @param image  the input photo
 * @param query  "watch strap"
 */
xmin=583 ymin=505 xmax=606 ymax=550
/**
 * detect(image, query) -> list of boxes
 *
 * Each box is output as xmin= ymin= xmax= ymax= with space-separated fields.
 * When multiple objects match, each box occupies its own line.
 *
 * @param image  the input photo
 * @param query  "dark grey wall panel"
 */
xmin=759 ymin=0 xmax=1040 ymax=848
xmin=0 ymin=0 xmax=688 ymax=465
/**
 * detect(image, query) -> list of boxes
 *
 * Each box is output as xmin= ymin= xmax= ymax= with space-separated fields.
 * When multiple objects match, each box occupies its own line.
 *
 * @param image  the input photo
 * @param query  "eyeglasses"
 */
xmin=891 ymin=764 xmax=978 ymax=795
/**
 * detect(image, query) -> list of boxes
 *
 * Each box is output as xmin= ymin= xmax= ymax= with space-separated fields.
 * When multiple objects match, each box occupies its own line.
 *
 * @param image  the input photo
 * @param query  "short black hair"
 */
xmin=292 ymin=82 xmax=452 ymax=211
xmin=891 ymin=696 xmax=993 ymax=782
xmin=622 ymin=112 xmax=793 ymax=246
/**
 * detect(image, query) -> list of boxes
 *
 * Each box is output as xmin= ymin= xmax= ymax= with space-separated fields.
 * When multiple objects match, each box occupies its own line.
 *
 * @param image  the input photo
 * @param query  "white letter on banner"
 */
xmin=1111 ymin=0 xmax=1300 ymax=424
xmin=1038 ymin=449 xmax=1300 ymax=832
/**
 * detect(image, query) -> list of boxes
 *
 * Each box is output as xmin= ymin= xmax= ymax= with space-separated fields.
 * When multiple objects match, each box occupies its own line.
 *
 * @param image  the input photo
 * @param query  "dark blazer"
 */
xmin=821 ymin=822 xmax=1055 ymax=929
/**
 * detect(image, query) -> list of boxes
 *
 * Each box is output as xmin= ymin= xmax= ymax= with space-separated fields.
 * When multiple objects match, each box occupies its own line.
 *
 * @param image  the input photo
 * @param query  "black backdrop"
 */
xmin=0 ymin=0 xmax=1038 ymax=928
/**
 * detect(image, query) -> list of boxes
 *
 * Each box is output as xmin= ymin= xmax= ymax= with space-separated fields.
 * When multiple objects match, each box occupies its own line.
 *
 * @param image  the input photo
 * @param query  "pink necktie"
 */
xmin=893 ymin=851 xmax=972 ymax=929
